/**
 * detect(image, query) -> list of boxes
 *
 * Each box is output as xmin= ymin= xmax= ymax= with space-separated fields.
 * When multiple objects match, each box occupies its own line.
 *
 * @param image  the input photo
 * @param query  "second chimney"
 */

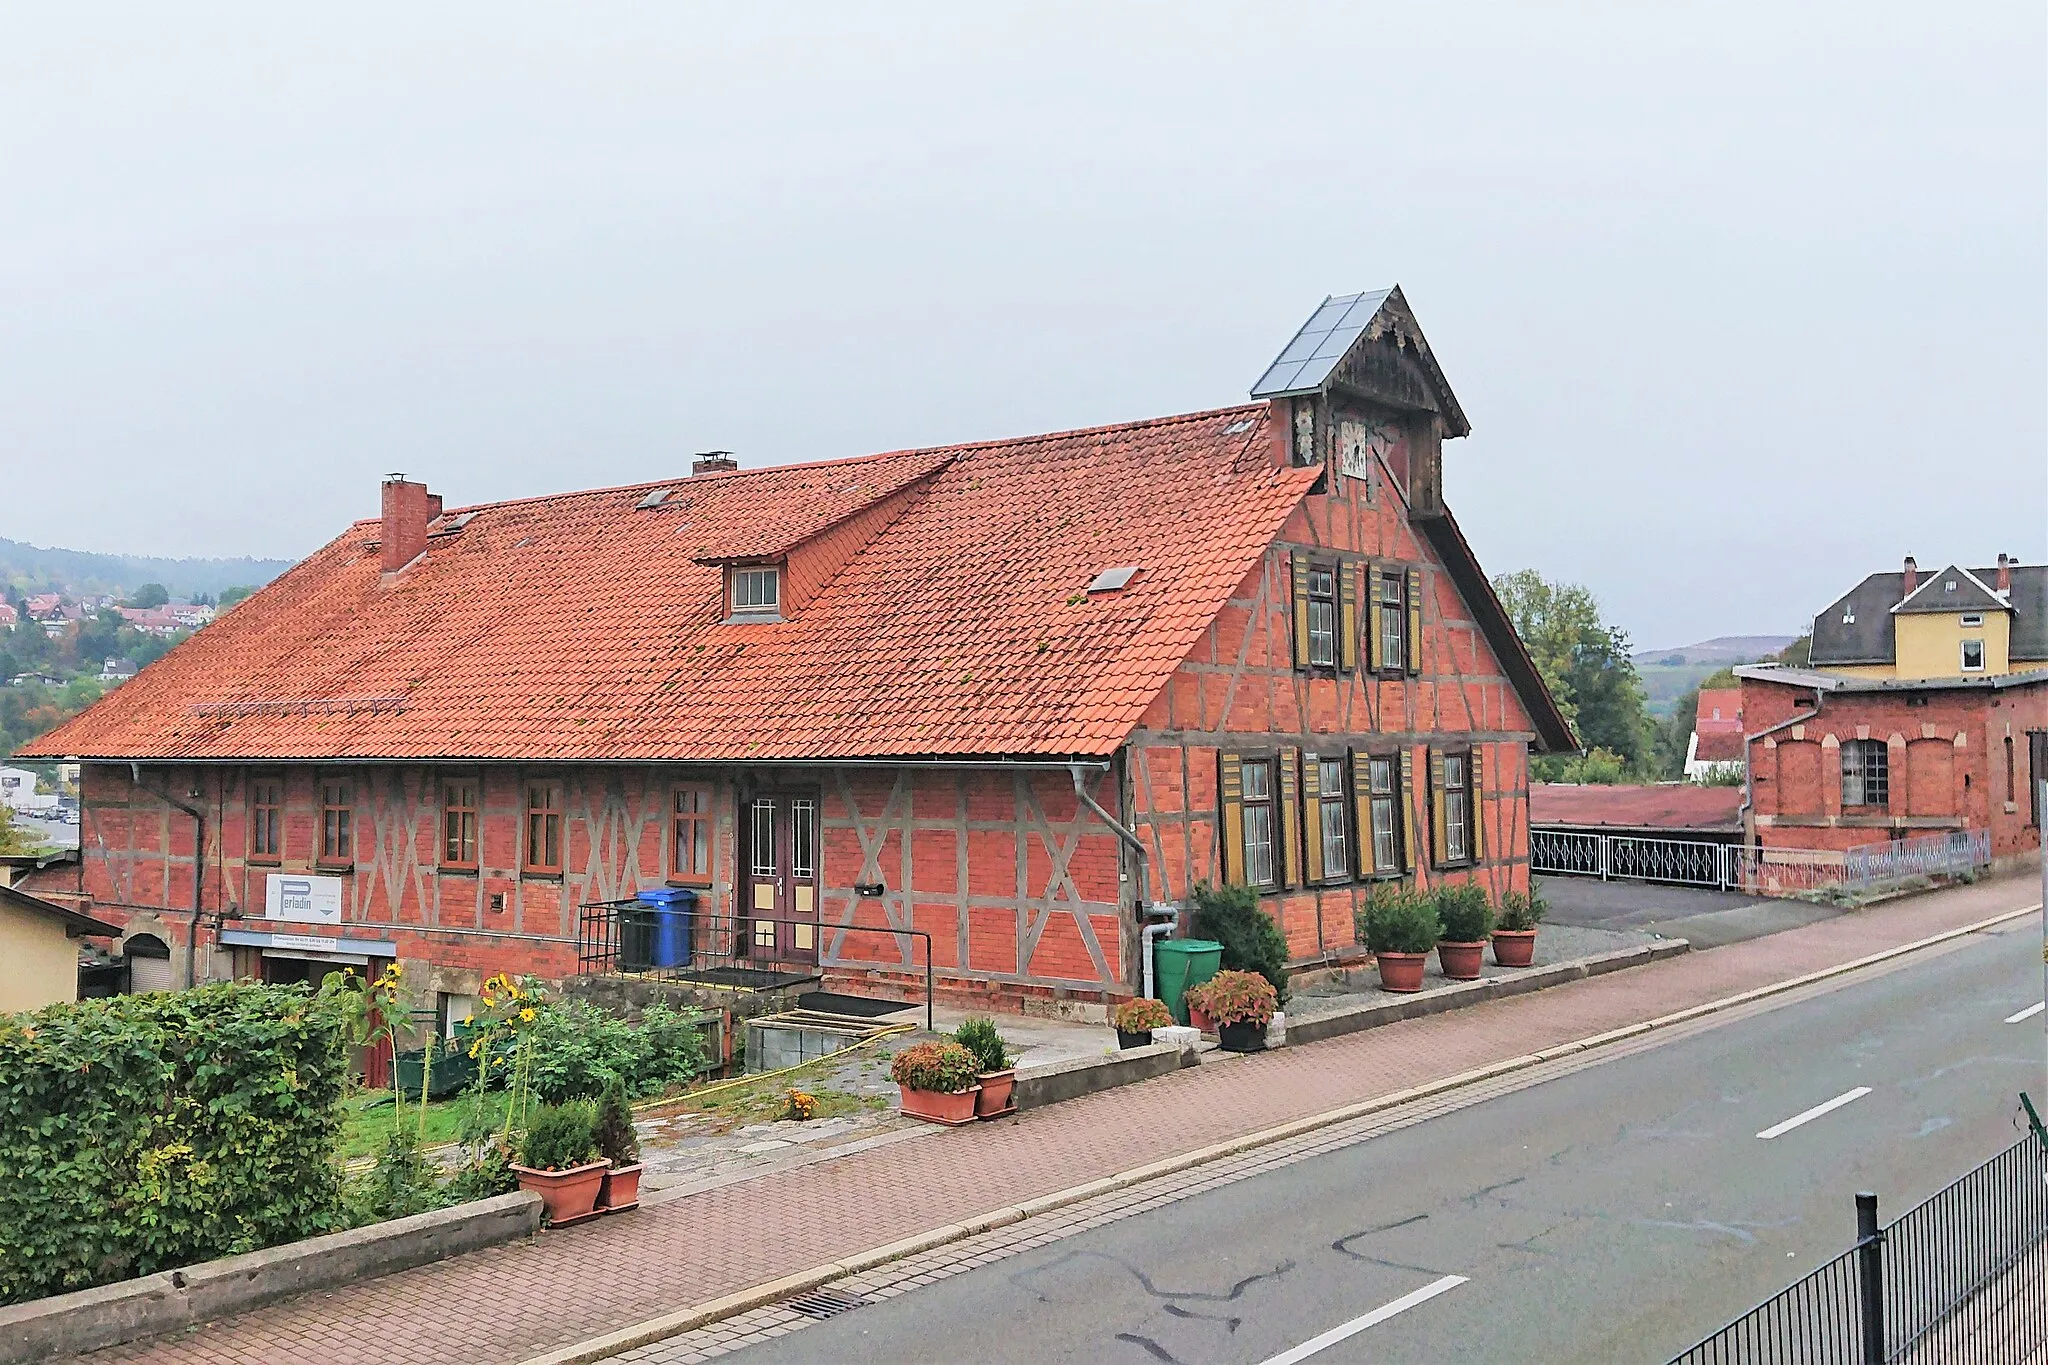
xmin=1902 ymin=555 xmax=1918 ymax=596
xmin=381 ymin=474 xmax=432 ymax=574
xmin=692 ymin=451 xmax=739 ymax=476
xmin=1997 ymin=553 xmax=2013 ymax=594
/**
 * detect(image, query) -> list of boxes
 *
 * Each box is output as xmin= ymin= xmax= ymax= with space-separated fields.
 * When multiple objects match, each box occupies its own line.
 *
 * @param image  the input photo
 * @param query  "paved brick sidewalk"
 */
xmin=78 ymin=875 xmax=2040 ymax=1365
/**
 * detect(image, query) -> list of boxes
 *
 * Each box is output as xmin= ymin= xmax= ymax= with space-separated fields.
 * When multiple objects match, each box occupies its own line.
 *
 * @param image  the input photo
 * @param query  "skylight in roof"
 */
xmin=636 ymin=488 xmax=675 ymax=510
xmin=1087 ymin=566 xmax=1141 ymax=593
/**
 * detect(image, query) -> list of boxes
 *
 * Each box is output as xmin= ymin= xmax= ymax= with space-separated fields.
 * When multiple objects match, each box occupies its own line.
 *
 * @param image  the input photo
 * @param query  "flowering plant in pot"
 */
xmin=889 ymin=1040 xmax=982 ymax=1125
xmin=511 ymin=1099 xmax=608 ymax=1227
xmin=1198 ymin=970 xmax=1278 ymax=1052
xmin=954 ymin=1016 xmax=1018 ymax=1119
xmin=1492 ymin=887 xmax=1547 ymax=968
xmin=592 ymin=1076 xmax=643 ymax=1213
xmin=1432 ymin=884 xmax=1494 ymax=982
xmin=1359 ymin=889 xmax=1441 ymax=993
xmin=1113 ymin=998 xmax=1174 ymax=1049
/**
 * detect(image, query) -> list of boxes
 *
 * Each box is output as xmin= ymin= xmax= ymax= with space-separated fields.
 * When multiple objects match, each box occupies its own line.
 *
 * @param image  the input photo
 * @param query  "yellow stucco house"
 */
xmin=1810 ymin=555 xmax=2045 ymax=681
xmin=0 ymin=882 xmax=120 ymax=1014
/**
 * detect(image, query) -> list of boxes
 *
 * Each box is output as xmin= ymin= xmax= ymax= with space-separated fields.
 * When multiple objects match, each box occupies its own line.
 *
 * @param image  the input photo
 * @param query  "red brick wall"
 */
xmin=1742 ymin=676 xmax=2048 ymax=859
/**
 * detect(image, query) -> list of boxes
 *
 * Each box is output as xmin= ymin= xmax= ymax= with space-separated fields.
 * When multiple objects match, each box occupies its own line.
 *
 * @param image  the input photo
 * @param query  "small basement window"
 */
xmin=731 ymin=566 xmax=781 ymax=618
xmin=1087 ymin=566 xmax=1141 ymax=593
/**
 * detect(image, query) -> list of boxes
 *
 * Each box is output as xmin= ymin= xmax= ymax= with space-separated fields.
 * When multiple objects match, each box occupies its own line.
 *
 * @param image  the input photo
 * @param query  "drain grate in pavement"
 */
xmin=785 ymin=1288 xmax=870 ymax=1320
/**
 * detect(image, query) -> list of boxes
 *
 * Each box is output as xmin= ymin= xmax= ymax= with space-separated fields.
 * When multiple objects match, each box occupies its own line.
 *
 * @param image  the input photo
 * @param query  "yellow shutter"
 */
xmin=1303 ymin=754 xmax=1324 ymax=882
xmin=1278 ymin=746 xmax=1302 ymax=888
xmin=1470 ymin=747 xmax=1485 ymax=862
xmin=1398 ymin=748 xmax=1418 ymax=873
xmin=1338 ymin=562 xmax=1359 ymax=673
xmin=1218 ymin=753 xmax=1246 ymax=885
xmin=1430 ymin=748 xmax=1448 ymax=867
xmin=1406 ymin=566 xmax=1424 ymax=676
xmin=1290 ymin=553 xmax=1311 ymax=670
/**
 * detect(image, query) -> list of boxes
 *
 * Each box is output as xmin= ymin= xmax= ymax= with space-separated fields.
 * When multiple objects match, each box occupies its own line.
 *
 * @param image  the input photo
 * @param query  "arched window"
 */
xmin=123 ymin=933 xmax=174 ymax=994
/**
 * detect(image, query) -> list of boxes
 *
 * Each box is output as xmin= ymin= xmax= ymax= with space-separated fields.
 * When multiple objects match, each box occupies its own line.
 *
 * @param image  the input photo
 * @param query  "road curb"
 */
xmin=515 ymin=901 xmax=2040 ymax=1365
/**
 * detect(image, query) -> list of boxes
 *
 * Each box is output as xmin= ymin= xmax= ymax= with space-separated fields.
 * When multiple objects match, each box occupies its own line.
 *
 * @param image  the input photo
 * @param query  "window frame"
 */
xmin=1239 ymin=756 xmax=1279 ymax=890
xmin=249 ymin=777 xmax=283 ymax=864
xmin=1960 ymin=638 xmax=1986 ymax=672
xmin=1377 ymin=570 xmax=1406 ymax=676
xmin=1304 ymin=564 xmax=1339 ymax=671
xmin=1960 ymin=613 xmax=1984 ymax=628
xmin=671 ymin=783 xmax=714 ymax=885
xmin=1842 ymin=739 xmax=1890 ymax=809
xmin=729 ymin=566 xmax=782 ymax=619
xmin=317 ymin=777 xmax=353 ymax=868
xmin=1315 ymin=755 xmax=1350 ymax=882
xmin=522 ymin=780 xmax=564 ymax=876
xmin=1366 ymin=752 xmax=1403 ymax=877
xmin=442 ymin=776 xmax=479 ymax=871
xmin=1442 ymin=750 xmax=1472 ymax=865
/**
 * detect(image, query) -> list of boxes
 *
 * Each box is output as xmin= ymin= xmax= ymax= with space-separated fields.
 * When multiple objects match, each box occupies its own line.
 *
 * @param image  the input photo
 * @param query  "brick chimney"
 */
xmin=381 ymin=474 xmax=432 ymax=574
xmin=691 ymin=451 xmax=738 ymax=476
xmin=1997 ymin=553 xmax=2013 ymax=594
xmin=1901 ymin=555 xmax=1918 ymax=596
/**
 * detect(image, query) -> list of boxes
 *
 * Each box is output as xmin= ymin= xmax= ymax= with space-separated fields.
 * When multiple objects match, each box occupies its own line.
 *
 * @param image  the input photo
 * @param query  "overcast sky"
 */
xmin=2 ymin=3 xmax=2041 ymax=649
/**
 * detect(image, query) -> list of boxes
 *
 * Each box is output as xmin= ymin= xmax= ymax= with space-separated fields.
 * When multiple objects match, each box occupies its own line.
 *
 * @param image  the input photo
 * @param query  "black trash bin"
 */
xmin=617 ymin=903 xmax=657 ymax=972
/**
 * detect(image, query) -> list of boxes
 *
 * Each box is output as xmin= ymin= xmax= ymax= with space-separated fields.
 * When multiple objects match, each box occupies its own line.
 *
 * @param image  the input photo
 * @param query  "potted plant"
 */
xmin=954 ymin=1016 xmax=1017 ymax=1119
xmin=1359 ymin=889 xmax=1441 ymax=993
xmin=889 ymin=1040 xmax=982 ymax=1125
xmin=592 ymin=1076 xmax=643 ymax=1214
xmin=1433 ymin=883 xmax=1494 ymax=982
xmin=1200 ymin=969 xmax=1279 ymax=1052
xmin=510 ymin=1099 xmax=608 ymax=1227
xmin=1182 ymin=976 xmax=1219 ymax=1035
xmin=1492 ymin=887 xmax=1547 ymax=968
xmin=1113 ymin=998 xmax=1173 ymax=1049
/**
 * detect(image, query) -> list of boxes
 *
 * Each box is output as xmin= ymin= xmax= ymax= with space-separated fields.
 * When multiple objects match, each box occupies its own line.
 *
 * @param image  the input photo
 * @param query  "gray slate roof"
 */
xmin=1808 ymin=565 xmax=2047 ymax=665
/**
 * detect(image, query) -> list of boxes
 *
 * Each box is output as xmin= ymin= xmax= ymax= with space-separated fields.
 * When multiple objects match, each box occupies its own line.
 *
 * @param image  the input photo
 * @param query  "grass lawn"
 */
xmin=640 ymin=1049 xmax=894 ymax=1128
xmin=342 ymin=1090 xmax=509 ymax=1161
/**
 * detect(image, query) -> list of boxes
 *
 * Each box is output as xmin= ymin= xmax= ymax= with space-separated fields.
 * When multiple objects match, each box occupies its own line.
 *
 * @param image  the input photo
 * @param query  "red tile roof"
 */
xmin=1530 ymin=783 xmax=1743 ymax=832
xmin=23 ymin=406 xmax=1320 ymax=762
xmin=1692 ymin=687 xmax=1745 ymax=762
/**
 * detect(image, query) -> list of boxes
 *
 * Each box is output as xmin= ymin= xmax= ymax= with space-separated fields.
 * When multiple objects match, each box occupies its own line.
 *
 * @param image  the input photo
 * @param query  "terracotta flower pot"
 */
xmin=1115 ymin=1028 xmax=1153 ymax=1050
xmin=510 ymin=1159 xmax=609 ymax=1228
xmin=1375 ymin=950 xmax=1428 ymax=993
xmin=1216 ymin=1020 xmax=1267 ymax=1053
xmin=1188 ymin=1004 xmax=1216 ymax=1035
xmin=1491 ymin=929 xmax=1538 ymax=968
xmin=898 ymin=1083 xmax=979 ymax=1126
xmin=598 ymin=1162 xmax=644 ymax=1213
xmin=1437 ymin=940 xmax=1486 ymax=981
xmin=975 ymin=1069 xmax=1016 ymax=1118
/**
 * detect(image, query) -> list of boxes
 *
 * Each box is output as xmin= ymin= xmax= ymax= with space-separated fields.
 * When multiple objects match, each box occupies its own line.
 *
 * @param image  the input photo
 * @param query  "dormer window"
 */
xmin=730 ymin=566 xmax=781 ymax=620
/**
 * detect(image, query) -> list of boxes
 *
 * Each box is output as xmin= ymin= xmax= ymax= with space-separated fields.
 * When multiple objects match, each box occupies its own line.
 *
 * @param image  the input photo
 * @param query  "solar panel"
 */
xmin=635 ymin=488 xmax=674 ymax=510
xmin=1250 ymin=290 xmax=1391 ymax=397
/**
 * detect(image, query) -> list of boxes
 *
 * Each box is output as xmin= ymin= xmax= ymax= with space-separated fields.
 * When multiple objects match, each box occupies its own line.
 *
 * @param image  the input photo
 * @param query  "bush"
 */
xmin=888 ymin=1041 xmax=980 ymax=1094
xmin=953 ymin=1017 xmax=1014 ymax=1073
xmin=1359 ymin=889 xmax=1441 ymax=955
xmin=344 ymin=1129 xmax=447 ymax=1228
xmin=1434 ymin=883 xmax=1494 ymax=942
xmin=592 ymin=1077 xmax=640 ymax=1168
xmin=0 ymin=982 xmax=350 ymax=1306
xmin=1495 ymin=886 xmax=1548 ymax=932
xmin=1113 ymin=998 xmax=1173 ymax=1032
xmin=520 ymin=1101 xmax=600 ymax=1171
xmin=1188 ymin=882 xmax=1290 ymax=1002
xmin=1191 ymin=970 xmax=1277 ymax=1027
xmin=519 ymin=998 xmax=708 ymax=1104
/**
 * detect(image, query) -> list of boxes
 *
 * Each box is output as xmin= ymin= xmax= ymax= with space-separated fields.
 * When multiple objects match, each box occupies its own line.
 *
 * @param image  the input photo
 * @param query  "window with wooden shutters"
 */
xmin=443 ymin=778 xmax=478 ymax=869
xmin=1377 ymin=570 xmax=1405 ymax=675
xmin=1277 ymin=747 xmax=1303 ymax=887
xmin=1306 ymin=566 xmax=1338 ymax=669
xmin=1218 ymin=753 xmax=1247 ymax=885
xmin=1438 ymin=751 xmax=1471 ymax=865
xmin=318 ymin=779 xmax=352 ymax=865
xmin=1468 ymin=749 xmax=1485 ymax=862
xmin=1398 ymin=749 xmax=1419 ymax=871
xmin=1290 ymin=554 xmax=1313 ymax=670
xmin=1405 ymin=567 xmax=1424 ymax=675
xmin=1338 ymin=563 xmax=1360 ymax=673
xmin=1241 ymin=757 xmax=1277 ymax=888
xmin=1359 ymin=752 xmax=1400 ymax=875
xmin=1317 ymin=757 xmax=1349 ymax=880
xmin=250 ymin=780 xmax=282 ymax=862
xmin=1429 ymin=749 xmax=1448 ymax=866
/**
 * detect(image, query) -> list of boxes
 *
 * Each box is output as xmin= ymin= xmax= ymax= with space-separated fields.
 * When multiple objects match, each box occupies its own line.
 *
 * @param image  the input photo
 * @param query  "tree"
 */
xmin=0 ymin=804 xmax=41 ymax=856
xmin=218 ymin=585 xmax=256 ymax=608
xmin=1492 ymin=569 xmax=1653 ymax=779
xmin=127 ymin=583 xmax=169 ymax=609
xmin=1777 ymin=636 xmax=1811 ymax=667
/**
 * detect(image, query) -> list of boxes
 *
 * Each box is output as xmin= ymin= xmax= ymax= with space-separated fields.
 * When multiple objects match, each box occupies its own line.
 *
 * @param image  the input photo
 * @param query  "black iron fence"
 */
xmin=1672 ymin=1131 xmax=2048 ymax=1363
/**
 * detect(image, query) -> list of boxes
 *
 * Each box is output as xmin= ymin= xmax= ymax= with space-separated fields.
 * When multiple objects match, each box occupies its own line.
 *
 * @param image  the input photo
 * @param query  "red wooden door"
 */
xmin=744 ymin=794 xmax=820 ymax=965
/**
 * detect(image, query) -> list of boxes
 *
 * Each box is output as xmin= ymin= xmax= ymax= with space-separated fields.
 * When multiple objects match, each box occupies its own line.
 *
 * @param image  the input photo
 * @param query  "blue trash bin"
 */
xmin=635 ymin=888 xmax=696 ymax=969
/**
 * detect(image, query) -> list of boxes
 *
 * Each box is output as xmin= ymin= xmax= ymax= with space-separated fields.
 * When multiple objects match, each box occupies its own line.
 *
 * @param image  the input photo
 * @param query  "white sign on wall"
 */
xmin=265 ymin=873 xmax=344 ymax=925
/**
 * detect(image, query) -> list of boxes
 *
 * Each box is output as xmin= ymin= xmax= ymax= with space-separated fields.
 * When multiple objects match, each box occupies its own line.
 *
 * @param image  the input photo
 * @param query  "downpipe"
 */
xmin=132 ymin=762 xmax=208 ymax=988
xmin=1069 ymin=764 xmax=1177 ymax=997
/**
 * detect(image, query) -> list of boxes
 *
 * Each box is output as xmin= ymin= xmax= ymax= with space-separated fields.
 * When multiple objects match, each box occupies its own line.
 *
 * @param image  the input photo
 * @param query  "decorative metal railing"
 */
xmin=1533 ymin=829 xmax=1991 ymax=899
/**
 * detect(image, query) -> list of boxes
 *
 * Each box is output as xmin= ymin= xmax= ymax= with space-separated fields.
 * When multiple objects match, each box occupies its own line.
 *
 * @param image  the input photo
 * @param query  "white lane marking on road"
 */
xmin=1757 ymin=1087 xmax=1873 ymax=1140
xmin=1254 ymin=1274 xmax=1468 ymax=1365
xmin=2005 ymin=1002 xmax=2044 ymax=1024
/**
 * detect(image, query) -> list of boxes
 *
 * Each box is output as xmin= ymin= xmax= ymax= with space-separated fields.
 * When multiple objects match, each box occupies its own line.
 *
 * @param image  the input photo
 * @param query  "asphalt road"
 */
xmin=1536 ymin=873 xmax=1845 ymax=949
xmin=724 ymin=918 xmax=2045 ymax=1364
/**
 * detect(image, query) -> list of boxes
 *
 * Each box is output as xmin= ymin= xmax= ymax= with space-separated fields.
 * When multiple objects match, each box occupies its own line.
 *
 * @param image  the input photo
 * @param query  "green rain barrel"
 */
xmin=1153 ymin=938 xmax=1224 ymax=1026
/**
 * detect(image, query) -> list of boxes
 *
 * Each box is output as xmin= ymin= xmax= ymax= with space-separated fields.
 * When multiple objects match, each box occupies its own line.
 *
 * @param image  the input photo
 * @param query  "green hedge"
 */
xmin=0 ymin=982 xmax=349 ymax=1305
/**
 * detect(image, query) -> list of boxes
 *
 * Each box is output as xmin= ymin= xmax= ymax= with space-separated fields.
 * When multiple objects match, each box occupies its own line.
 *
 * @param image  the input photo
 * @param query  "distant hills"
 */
xmin=1633 ymin=635 xmax=1798 ymax=716
xmin=0 ymin=537 xmax=295 ymax=601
